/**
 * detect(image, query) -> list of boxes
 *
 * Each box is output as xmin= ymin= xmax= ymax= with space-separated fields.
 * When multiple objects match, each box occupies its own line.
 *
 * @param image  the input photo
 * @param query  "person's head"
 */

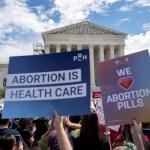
xmin=80 ymin=112 xmax=102 ymax=142
xmin=33 ymin=118 xmax=48 ymax=142
xmin=69 ymin=116 xmax=81 ymax=124
xmin=0 ymin=114 xmax=11 ymax=127
xmin=18 ymin=118 xmax=32 ymax=129
xmin=0 ymin=134 xmax=16 ymax=150
xmin=67 ymin=116 xmax=81 ymax=132
xmin=14 ymin=118 xmax=20 ymax=126
xmin=33 ymin=117 xmax=48 ymax=129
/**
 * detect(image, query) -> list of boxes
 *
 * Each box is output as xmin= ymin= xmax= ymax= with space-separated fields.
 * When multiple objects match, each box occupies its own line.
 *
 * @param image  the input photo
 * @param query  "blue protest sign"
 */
xmin=3 ymin=50 xmax=90 ymax=118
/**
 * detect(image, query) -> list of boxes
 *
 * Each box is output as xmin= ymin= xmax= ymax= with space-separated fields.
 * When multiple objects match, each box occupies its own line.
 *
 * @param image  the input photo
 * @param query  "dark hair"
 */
xmin=0 ymin=134 xmax=15 ymax=150
xmin=80 ymin=112 xmax=102 ymax=143
xmin=33 ymin=117 xmax=48 ymax=129
xmin=0 ymin=114 xmax=9 ymax=125
xmin=19 ymin=118 xmax=32 ymax=129
xmin=33 ymin=118 xmax=48 ymax=146
xmin=68 ymin=116 xmax=81 ymax=132
xmin=69 ymin=116 xmax=81 ymax=124
xmin=120 ymin=124 xmax=150 ymax=150
xmin=142 ymin=122 xmax=150 ymax=129
xmin=121 ymin=125 xmax=133 ymax=142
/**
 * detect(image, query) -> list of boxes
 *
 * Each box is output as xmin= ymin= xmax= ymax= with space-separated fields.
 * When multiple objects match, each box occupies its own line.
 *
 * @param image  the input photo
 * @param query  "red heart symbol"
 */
xmin=118 ymin=76 xmax=133 ymax=90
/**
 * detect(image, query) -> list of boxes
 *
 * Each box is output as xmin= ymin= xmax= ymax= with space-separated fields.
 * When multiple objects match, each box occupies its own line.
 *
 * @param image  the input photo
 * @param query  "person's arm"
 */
xmin=38 ymin=124 xmax=54 ymax=150
xmin=130 ymin=119 xmax=145 ymax=150
xmin=41 ymin=123 xmax=54 ymax=142
xmin=104 ymin=127 xmax=112 ymax=150
xmin=66 ymin=120 xmax=81 ymax=129
xmin=53 ymin=111 xmax=73 ymax=150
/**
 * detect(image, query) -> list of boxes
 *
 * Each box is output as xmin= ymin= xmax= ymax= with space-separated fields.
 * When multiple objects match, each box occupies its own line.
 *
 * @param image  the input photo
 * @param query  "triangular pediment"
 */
xmin=44 ymin=21 xmax=127 ymax=36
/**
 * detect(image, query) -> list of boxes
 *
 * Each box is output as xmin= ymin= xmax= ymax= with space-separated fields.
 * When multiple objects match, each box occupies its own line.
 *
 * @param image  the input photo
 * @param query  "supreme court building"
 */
xmin=0 ymin=21 xmax=127 ymax=98
xmin=42 ymin=21 xmax=127 ymax=93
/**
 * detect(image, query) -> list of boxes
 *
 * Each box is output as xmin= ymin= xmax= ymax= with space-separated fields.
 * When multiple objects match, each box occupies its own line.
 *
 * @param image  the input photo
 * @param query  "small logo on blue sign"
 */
xmin=73 ymin=53 xmax=87 ymax=61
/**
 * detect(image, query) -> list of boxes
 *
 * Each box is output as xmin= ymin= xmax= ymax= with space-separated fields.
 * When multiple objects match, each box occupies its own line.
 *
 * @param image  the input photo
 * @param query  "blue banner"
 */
xmin=3 ymin=50 xmax=90 ymax=118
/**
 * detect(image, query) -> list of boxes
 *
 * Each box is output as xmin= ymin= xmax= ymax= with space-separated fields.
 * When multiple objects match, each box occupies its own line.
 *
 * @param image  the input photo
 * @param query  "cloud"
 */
xmin=0 ymin=41 xmax=33 ymax=62
xmin=119 ymin=0 xmax=150 ymax=11
xmin=0 ymin=31 xmax=44 ymax=62
xmin=1 ymin=0 xmax=149 ymax=63
xmin=118 ymin=4 xmax=134 ymax=11
xmin=135 ymin=0 xmax=150 ymax=6
xmin=116 ymin=18 xmax=130 ymax=25
xmin=142 ymin=23 xmax=150 ymax=31
xmin=0 ymin=0 xmax=121 ymax=37
xmin=0 ymin=32 xmax=43 ymax=62
xmin=0 ymin=0 xmax=56 ymax=62
xmin=125 ymin=30 xmax=150 ymax=55
xmin=0 ymin=0 xmax=122 ymax=62
xmin=49 ymin=0 xmax=120 ymax=25
xmin=0 ymin=0 xmax=56 ymax=39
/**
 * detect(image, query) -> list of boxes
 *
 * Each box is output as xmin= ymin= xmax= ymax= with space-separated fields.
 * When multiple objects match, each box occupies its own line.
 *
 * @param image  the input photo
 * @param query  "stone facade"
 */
xmin=0 ymin=62 xmax=8 ymax=88
xmin=42 ymin=21 xmax=127 ymax=92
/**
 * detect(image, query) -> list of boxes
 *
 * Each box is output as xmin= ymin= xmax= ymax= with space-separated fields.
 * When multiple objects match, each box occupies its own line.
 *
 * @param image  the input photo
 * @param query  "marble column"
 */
xmin=56 ymin=45 xmax=61 ymax=53
xmin=0 ymin=72 xmax=2 ymax=88
xmin=77 ymin=45 xmax=82 ymax=50
xmin=99 ymin=45 xmax=104 ymax=62
xmin=119 ymin=45 xmax=125 ymax=57
xmin=89 ymin=45 xmax=95 ymax=87
xmin=110 ymin=45 xmax=115 ymax=59
xmin=44 ymin=44 xmax=50 ymax=54
xmin=67 ymin=45 xmax=72 ymax=51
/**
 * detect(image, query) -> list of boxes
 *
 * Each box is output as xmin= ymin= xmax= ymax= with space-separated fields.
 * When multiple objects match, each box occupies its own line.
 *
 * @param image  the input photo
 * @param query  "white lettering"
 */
xmin=116 ymin=67 xmax=131 ymax=77
xmin=5 ymin=83 xmax=86 ymax=101
xmin=7 ymin=69 xmax=81 ymax=86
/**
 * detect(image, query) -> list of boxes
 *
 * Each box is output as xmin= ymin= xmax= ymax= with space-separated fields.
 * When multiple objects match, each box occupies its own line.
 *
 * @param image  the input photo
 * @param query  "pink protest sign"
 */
xmin=98 ymin=50 xmax=150 ymax=125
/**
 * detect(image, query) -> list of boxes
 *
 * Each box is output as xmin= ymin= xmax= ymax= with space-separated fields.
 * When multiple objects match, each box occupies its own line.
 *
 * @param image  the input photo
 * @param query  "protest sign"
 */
xmin=3 ymin=50 xmax=90 ymax=118
xmin=98 ymin=50 xmax=150 ymax=125
xmin=92 ymin=92 xmax=101 ymax=107
xmin=95 ymin=100 xmax=120 ymax=132
xmin=95 ymin=99 xmax=105 ymax=125
xmin=92 ymin=92 xmax=101 ymax=98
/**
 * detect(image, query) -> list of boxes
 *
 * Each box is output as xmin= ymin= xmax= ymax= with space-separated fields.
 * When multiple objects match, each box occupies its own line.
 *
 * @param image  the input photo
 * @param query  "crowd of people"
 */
xmin=0 ymin=108 xmax=150 ymax=150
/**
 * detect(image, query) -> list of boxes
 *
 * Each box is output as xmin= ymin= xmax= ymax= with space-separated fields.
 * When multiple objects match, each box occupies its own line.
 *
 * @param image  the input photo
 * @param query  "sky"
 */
xmin=0 ymin=0 xmax=150 ymax=62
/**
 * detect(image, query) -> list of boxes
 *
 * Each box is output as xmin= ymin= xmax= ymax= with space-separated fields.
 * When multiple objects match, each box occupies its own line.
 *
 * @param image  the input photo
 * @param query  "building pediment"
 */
xmin=43 ymin=21 xmax=127 ymax=36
